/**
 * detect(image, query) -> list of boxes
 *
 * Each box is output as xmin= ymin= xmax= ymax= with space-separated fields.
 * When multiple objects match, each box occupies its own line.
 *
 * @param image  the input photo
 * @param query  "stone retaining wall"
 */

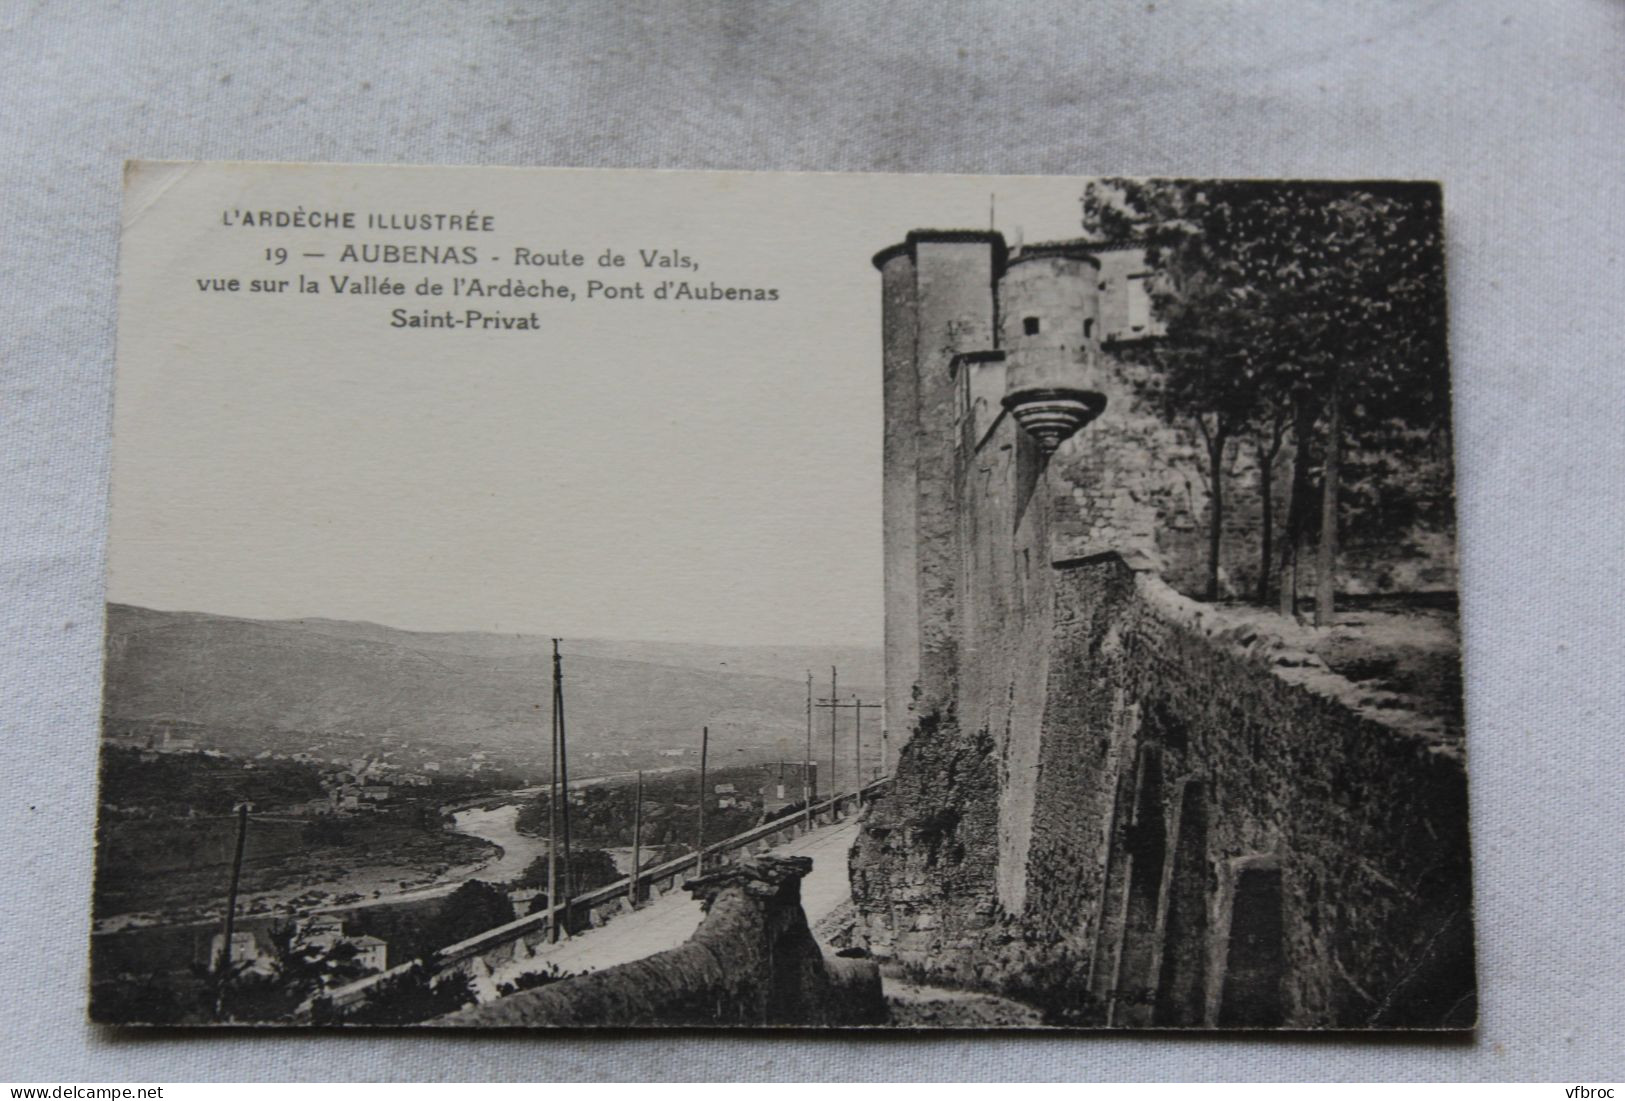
xmin=850 ymin=546 xmax=1474 ymax=1028
xmin=860 ymin=227 xmax=1473 ymax=1029
xmin=434 ymin=856 xmax=884 ymax=1028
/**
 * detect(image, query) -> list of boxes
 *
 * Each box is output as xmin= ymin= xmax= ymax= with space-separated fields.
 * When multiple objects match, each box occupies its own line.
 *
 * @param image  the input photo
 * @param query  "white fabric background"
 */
xmin=2 ymin=0 xmax=1621 ymax=1082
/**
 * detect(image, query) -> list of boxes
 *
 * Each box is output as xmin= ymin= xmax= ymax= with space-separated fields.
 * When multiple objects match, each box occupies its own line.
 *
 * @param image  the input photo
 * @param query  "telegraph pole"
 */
xmin=816 ymin=684 xmax=878 ymax=798
xmin=854 ymin=694 xmax=862 ymax=792
xmin=630 ymin=770 xmax=644 ymax=908
xmin=828 ymin=666 xmax=837 ymax=797
xmin=804 ymin=670 xmax=814 ymax=828
xmin=847 ymin=696 xmax=881 ymax=795
xmin=214 ymin=800 xmax=251 ymax=1017
xmin=696 ymin=725 xmax=709 ymax=874
xmin=553 ymin=640 xmax=574 ymax=934
xmin=547 ymin=650 xmax=559 ymax=942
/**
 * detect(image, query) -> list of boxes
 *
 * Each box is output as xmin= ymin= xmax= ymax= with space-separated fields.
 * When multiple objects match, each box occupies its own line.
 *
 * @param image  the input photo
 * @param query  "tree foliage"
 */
xmin=511 ymin=848 xmax=621 ymax=893
xmin=1081 ymin=178 xmax=1451 ymax=614
xmin=425 ymin=879 xmax=514 ymax=952
xmin=312 ymin=962 xmax=475 ymax=1025
xmin=98 ymin=746 xmax=324 ymax=815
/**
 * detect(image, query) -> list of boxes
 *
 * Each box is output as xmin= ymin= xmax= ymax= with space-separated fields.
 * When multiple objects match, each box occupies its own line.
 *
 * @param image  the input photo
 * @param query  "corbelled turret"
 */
xmin=997 ymin=243 xmax=1108 ymax=454
xmin=1000 ymin=364 xmax=1107 ymax=453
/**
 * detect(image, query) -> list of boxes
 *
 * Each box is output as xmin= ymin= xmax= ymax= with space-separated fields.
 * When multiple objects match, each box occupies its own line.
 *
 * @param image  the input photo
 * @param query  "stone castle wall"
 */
xmin=1045 ymin=354 xmax=1459 ymax=603
xmin=854 ymin=229 xmax=1474 ymax=1028
xmin=996 ymin=237 xmax=1457 ymax=607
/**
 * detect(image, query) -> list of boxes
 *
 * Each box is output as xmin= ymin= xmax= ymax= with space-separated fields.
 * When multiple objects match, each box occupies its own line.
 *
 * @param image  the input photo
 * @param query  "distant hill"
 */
xmin=102 ymin=604 xmax=883 ymax=757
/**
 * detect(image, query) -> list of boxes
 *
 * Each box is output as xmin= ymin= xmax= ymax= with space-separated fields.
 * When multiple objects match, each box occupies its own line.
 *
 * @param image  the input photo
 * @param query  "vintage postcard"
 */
xmin=95 ymin=162 xmax=1473 ymax=1029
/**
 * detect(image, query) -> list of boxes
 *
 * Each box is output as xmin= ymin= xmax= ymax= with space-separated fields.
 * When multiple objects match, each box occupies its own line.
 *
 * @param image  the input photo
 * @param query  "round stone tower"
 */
xmin=997 ymin=244 xmax=1107 ymax=452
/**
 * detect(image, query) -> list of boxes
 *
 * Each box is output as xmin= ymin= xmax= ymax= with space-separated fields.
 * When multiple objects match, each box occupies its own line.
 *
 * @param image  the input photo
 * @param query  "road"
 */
xmin=478 ymin=816 xmax=860 ymax=998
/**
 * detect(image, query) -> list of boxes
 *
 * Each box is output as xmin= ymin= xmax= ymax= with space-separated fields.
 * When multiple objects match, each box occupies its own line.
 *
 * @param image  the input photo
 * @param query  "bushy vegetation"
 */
xmin=495 ymin=961 xmax=572 ymax=998
xmin=1081 ymin=179 xmax=1452 ymax=620
xmin=99 ymin=746 xmax=324 ymax=815
xmin=422 ymin=880 xmax=514 ymax=952
xmin=313 ymin=963 xmax=477 ymax=1025
xmin=510 ymin=847 xmax=623 ymax=898
xmin=514 ymin=765 xmax=768 ymax=847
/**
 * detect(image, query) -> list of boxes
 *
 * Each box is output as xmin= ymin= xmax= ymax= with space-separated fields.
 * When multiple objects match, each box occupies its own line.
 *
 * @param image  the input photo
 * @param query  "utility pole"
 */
xmin=547 ymin=650 xmax=559 ymax=942
xmin=828 ymin=666 xmax=837 ymax=798
xmin=553 ymin=639 xmax=574 ymax=937
xmin=804 ymin=670 xmax=814 ymax=828
xmin=630 ymin=770 xmax=643 ymax=908
xmin=214 ymin=800 xmax=251 ymax=1018
xmin=815 ymin=684 xmax=878 ymax=798
xmin=696 ymin=725 xmax=709 ymax=875
xmin=852 ymin=694 xmax=878 ymax=793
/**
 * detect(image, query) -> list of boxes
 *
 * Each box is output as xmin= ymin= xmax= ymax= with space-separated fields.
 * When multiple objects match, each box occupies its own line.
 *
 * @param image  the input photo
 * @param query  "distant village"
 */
xmin=209 ymin=913 xmax=388 ymax=985
xmin=100 ymin=719 xmax=725 ymax=820
xmin=94 ymin=717 xmax=828 ymax=1017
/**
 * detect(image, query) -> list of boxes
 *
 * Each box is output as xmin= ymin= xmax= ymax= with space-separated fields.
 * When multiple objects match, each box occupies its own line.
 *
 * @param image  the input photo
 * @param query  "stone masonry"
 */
xmin=851 ymin=230 xmax=1474 ymax=1028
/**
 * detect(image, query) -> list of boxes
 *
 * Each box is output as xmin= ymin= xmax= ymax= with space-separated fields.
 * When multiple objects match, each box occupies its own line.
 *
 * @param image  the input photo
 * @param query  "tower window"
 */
xmin=1084 ymin=319 xmax=1095 ymax=339
xmin=1023 ymin=316 xmax=1041 ymax=336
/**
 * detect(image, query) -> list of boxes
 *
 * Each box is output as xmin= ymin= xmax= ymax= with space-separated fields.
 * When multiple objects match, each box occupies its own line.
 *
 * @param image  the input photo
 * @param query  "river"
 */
xmin=450 ymin=804 xmax=553 ymax=882
xmin=448 ymin=766 xmax=700 ymax=879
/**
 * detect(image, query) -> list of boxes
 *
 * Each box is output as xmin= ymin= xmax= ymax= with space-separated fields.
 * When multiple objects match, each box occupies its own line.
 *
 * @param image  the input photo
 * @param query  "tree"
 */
xmin=1081 ymin=179 xmax=1449 ymax=619
xmin=512 ymin=848 xmax=620 ymax=894
xmin=426 ymin=879 xmax=514 ymax=952
xmin=313 ymin=962 xmax=475 ymax=1025
xmin=1083 ymin=179 xmax=1283 ymax=602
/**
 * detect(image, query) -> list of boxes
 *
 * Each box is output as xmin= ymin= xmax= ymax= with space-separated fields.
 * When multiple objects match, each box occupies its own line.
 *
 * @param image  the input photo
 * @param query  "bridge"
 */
xmin=320 ymin=778 xmax=888 ymax=1018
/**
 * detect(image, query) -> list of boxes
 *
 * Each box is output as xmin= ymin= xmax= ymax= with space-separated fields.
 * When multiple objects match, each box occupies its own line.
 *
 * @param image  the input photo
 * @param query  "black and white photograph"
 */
xmin=89 ymin=165 xmax=1471 ymax=1031
xmin=11 ymin=1 xmax=1625 ymax=1088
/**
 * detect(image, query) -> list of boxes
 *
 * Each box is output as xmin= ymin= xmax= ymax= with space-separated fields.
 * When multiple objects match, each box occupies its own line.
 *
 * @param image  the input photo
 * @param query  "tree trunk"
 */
xmin=1254 ymin=448 xmax=1267 ymax=604
xmin=1255 ymin=438 xmax=1276 ymax=605
xmin=1205 ymin=427 xmax=1227 ymax=602
xmin=1314 ymin=380 xmax=1342 ymax=627
xmin=1278 ymin=529 xmax=1297 ymax=618
xmin=1278 ymin=400 xmax=1316 ymax=619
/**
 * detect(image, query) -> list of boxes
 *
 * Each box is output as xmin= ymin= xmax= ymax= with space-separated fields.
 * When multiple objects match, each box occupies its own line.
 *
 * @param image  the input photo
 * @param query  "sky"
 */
xmin=109 ymin=163 xmax=1091 ymax=647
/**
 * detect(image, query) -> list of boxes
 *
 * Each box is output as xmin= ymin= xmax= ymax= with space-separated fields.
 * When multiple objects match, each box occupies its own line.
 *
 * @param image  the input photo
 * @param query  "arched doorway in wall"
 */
xmin=1216 ymin=856 xmax=1286 ymax=1028
xmin=1152 ymin=779 xmax=1209 ymax=1026
xmin=1109 ymin=746 xmax=1167 ymax=1027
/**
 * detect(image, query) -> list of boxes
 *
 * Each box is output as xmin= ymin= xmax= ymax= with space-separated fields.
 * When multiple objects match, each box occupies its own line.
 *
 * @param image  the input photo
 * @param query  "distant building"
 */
xmin=349 ymin=935 xmax=388 ymax=972
xmin=208 ymin=929 xmax=277 ymax=977
xmin=298 ymin=915 xmax=345 ymax=951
